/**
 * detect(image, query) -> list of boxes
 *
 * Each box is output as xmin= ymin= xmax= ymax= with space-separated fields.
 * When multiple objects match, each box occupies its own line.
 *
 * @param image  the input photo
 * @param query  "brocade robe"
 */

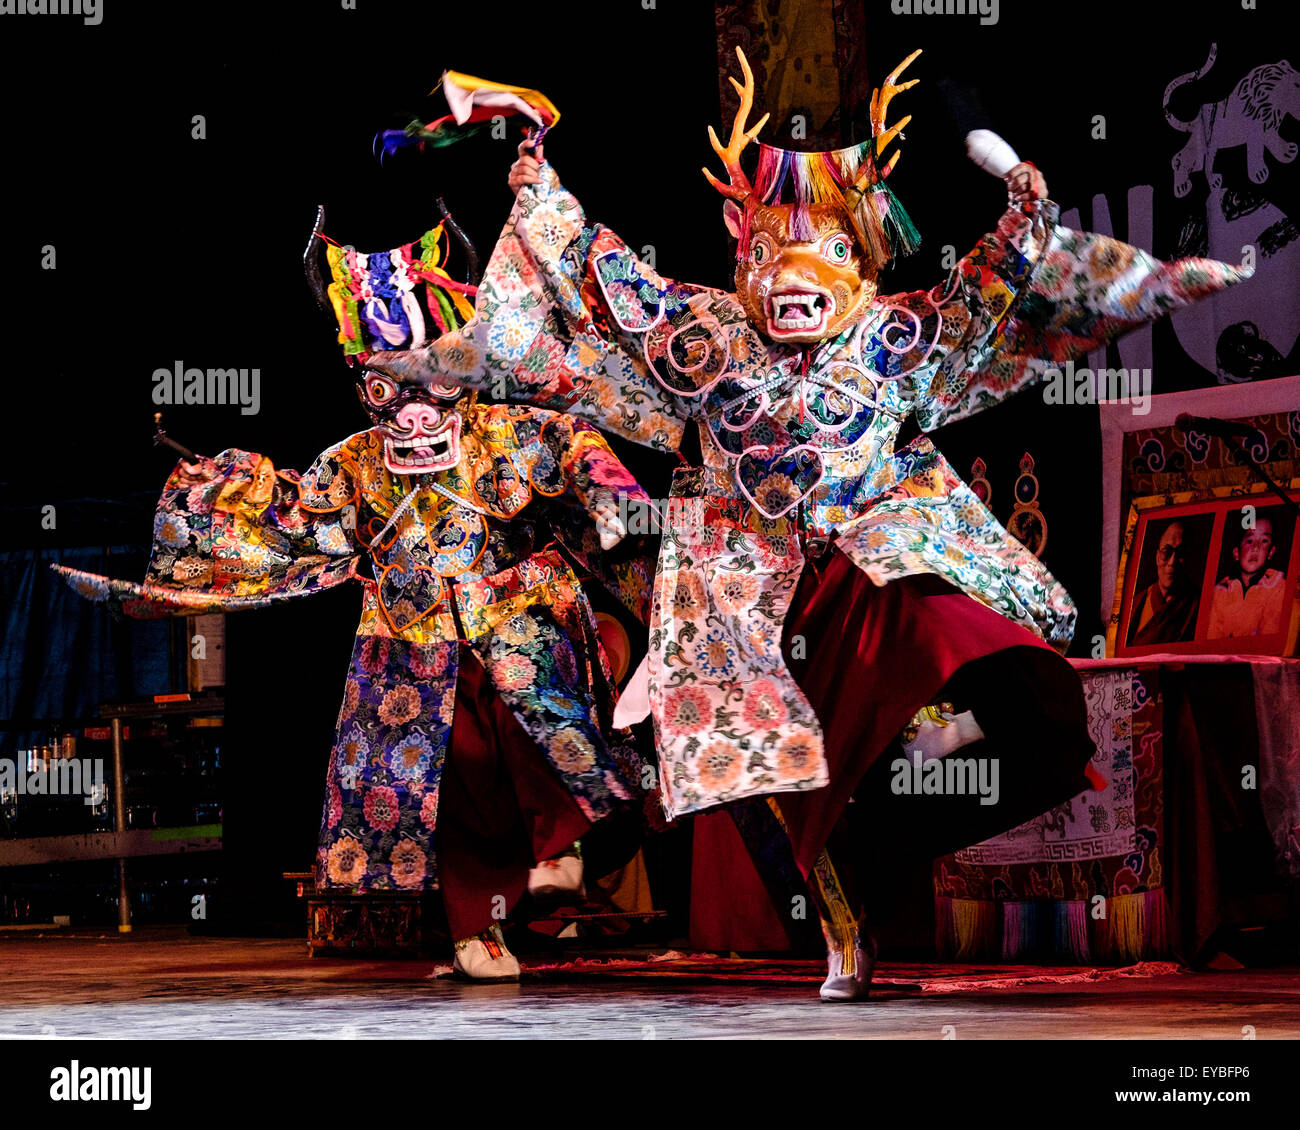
xmin=374 ymin=162 xmax=1251 ymax=818
xmin=55 ymin=403 xmax=653 ymax=891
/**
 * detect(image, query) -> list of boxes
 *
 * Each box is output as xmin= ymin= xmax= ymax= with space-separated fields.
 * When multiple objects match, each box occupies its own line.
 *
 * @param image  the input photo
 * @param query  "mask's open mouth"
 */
xmin=766 ymin=289 xmax=831 ymax=338
xmin=383 ymin=416 xmax=461 ymax=474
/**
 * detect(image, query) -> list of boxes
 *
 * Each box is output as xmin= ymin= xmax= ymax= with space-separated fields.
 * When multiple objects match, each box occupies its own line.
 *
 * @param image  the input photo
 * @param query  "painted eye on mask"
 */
xmin=823 ymin=235 xmax=852 ymax=265
xmin=365 ymin=375 xmax=396 ymax=404
xmin=429 ymin=382 xmax=463 ymax=400
xmin=749 ymin=235 xmax=773 ymax=266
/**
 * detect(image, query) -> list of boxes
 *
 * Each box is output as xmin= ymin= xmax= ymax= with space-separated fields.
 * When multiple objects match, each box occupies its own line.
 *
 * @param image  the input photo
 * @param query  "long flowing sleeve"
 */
xmin=373 ymin=163 xmax=699 ymax=454
xmin=53 ymin=447 xmax=362 ymax=615
xmin=873 ymin=194 xmax=1253 ymax=431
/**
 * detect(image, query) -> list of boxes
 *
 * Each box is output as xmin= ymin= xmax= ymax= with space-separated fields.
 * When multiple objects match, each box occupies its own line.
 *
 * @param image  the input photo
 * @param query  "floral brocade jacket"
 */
xmin=375 ymin=163 xmax=1251 ymax=819
xmin=55 ymin=403 xmax=653 ymax=892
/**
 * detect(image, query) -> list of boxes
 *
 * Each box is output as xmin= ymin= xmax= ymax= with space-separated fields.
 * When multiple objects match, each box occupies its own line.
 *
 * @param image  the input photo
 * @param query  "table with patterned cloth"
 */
xmin=934 ymin=656 xmax=1300 ymax=965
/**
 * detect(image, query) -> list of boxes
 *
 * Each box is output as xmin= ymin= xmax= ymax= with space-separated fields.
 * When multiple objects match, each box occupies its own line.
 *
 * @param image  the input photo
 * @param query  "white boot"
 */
xmin=451 ymin=923 xmax=521 ymax=983
xmin=527 ymin=851 xmax=585 ymax=902
xmin=819 ymin=922 xmax=877 ymax=1002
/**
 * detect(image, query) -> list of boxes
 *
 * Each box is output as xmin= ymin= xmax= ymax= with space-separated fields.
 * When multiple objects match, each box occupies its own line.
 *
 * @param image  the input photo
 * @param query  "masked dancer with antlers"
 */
xmin=371 ymin=56 xmax=1251 ymax=999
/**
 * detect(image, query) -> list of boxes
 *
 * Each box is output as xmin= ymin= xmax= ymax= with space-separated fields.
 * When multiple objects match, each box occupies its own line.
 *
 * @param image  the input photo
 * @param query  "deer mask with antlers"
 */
xmin=705 ymin=47 xmax=922 ymax=344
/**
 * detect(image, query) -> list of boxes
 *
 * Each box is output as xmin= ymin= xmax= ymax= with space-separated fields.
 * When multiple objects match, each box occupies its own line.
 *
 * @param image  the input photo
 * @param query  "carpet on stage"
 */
xmin=432 ymin=952 xmax=1183 ymax=992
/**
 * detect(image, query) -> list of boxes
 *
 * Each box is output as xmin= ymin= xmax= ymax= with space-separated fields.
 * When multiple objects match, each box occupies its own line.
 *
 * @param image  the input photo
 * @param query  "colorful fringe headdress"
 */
xmin=304 ymin=204 xmax=479 ymax=363
xmin=750 ymin=138 xmax=920 ymax=267
xmin=705 ymin=47 xmax=923 ymax=268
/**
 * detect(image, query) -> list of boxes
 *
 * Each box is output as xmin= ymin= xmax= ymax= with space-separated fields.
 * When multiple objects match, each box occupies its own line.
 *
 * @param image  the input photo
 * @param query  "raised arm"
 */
xmin=877 ymin=137 xmax=1253 ymax=431
xmin=369 ymin=142 xmax=698 ymax=454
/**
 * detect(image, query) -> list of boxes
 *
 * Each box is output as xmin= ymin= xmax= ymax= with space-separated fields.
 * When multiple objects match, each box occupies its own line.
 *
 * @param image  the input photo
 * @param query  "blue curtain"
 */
xmin=0 ymin=547 xmax=175 ymax=754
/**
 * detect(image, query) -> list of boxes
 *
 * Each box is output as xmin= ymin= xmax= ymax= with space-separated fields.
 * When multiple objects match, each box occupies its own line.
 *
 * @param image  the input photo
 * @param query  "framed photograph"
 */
xmin=1108 ymin=481 xmax=1300 ymax=657
xmin=1097 ymin=373 xmax=1300 ymax=628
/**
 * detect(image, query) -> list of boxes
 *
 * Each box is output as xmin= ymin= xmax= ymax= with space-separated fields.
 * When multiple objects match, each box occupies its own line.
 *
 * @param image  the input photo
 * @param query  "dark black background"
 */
xmin=2 ymin=0 xmax=1294 ymax=923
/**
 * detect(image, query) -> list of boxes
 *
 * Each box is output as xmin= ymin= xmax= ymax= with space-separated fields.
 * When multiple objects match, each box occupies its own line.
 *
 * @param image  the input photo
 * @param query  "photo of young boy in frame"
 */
xmin=1207 ymin=504 xmax=1297 ymax=641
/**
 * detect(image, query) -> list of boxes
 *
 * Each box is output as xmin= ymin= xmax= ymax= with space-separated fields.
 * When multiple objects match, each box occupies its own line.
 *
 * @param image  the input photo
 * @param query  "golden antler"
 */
xmin=843 ymin=46 xmax=922 ymax=209
xmin=869 ymin=48 xmax=921 ymax=178
xmin=702 ymin=46 xmax=771 ymax=201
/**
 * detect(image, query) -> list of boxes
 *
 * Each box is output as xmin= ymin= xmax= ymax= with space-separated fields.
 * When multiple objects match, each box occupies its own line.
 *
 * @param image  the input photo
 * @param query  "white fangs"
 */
xmin=768 ymin=292 xmax=829 ymax=333
xmin=383 ymin=423 xmax=460 ymax=472
xmin=391 ymin=436 xmax=450 ymax=464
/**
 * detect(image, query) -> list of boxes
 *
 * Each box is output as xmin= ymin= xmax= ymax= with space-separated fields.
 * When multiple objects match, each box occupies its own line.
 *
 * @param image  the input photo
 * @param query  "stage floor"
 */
xmin=2 ymin=927 xmax=1298 ymax=1040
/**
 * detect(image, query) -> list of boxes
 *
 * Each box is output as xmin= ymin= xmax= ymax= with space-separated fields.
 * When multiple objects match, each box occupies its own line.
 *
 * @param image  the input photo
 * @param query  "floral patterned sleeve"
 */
xmin=51 ymin=446 xmax=361 ymax=616
xmin=514 ymin=410 xmax=656 ymax=623
xmin=374 ymin=163 xmax=693 ymax=454
xmin=872 ymin=195 xmax=1252 ymax=432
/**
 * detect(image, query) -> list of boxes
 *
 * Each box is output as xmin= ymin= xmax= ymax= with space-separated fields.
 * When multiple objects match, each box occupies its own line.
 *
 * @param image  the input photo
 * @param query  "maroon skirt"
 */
xmin=776 ymin=550 xmax=1096 ymax=875
xmin=435 ymin=651 xmax=592 ymax=941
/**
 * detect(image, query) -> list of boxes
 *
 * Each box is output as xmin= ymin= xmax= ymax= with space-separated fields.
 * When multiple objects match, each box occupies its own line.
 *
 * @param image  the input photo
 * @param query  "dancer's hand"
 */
xmin=508 ymin=137 xmax=544 ymax=196
xmin=1005 ymin=162 xmax=1047 ymax=204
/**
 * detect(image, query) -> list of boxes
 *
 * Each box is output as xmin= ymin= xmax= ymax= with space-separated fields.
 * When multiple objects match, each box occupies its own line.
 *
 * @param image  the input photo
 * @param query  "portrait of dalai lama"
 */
xmin=1127 ymin=517 xmax=1207 ymax=646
